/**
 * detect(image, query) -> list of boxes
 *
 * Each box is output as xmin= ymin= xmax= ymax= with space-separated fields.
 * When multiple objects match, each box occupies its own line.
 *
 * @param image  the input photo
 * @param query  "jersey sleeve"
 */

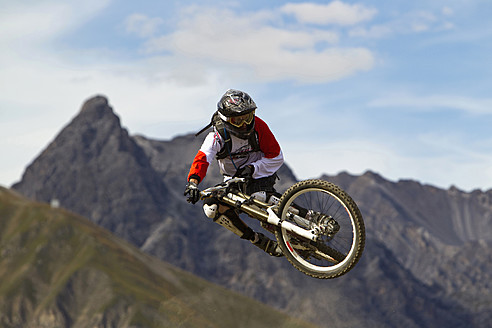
xmin=187 ymin=131 xmax=222 ymax=183
xmin=251 ymin=117 xmax=284 ymax=179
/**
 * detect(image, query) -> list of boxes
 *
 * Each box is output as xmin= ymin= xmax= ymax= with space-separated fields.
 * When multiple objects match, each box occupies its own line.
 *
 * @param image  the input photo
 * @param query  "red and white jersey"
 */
xmin=187 ymin=117 xmax=284 ymax=183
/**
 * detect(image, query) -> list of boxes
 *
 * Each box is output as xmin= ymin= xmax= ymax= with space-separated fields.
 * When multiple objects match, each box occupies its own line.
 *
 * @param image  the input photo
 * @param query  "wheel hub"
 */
xmin=307 ymin=210 xmax=340 ymax=237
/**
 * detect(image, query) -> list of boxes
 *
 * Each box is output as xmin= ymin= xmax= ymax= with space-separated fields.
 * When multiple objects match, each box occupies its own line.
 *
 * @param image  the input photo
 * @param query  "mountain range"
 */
xmin=10 ymin=95 xmax=492 ymax=327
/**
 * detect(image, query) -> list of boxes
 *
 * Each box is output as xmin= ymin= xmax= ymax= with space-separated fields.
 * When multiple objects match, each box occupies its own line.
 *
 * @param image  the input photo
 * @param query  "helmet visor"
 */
xmin=227 ymin=111 xmax=255 ymax=128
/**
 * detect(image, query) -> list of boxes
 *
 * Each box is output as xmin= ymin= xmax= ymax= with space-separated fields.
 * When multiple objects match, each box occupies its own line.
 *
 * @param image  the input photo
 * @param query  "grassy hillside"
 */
xmin=0 ymin=187 xmax=317 ymax=328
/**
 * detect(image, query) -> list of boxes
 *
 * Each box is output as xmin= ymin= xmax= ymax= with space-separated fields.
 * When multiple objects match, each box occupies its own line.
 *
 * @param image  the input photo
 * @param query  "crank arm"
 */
xmin=266 ymin=208 xmax=318 ymax=241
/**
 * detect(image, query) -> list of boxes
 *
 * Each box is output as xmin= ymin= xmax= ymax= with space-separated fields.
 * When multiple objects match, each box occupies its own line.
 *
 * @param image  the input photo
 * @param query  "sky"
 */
xmin=1 ymin=0 xmax=492 ymax=192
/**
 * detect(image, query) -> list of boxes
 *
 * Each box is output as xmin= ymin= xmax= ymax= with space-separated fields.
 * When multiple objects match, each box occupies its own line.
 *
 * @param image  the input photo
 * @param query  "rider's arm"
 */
xmin=187 ymin=131 xmax=222 ymax=183
xmin=250 ymin=117 xmax=284 ymax=179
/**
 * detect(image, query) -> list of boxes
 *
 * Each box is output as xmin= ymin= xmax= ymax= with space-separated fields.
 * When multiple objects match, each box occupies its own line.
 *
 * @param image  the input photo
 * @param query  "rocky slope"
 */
xmin=12 ymin=95 xmax=491 ymax=327
xmin=326 ymin=171 xmax=492 ymax=325
xmin=0 ymin=187 xmax=316 ymax=328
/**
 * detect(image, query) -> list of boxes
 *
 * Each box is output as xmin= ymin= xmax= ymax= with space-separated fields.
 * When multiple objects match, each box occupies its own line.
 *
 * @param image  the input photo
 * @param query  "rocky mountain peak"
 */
xmin=80 ymin=94 xmax=109 ymax=113
xmin=13 ymin=96 xmax=169 ymax=246
xmin=72 ymin=95 xmax=122 ymax=140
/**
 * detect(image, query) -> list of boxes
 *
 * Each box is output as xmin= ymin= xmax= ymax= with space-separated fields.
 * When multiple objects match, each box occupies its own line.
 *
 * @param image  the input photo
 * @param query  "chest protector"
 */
xmin=195 ymin=112 xmax=261 ymax=160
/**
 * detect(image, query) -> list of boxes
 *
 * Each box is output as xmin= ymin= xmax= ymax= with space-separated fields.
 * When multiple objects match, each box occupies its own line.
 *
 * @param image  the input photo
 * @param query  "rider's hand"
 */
xmin=184 ymin=180 xmax=200 ymax=204
xmin=235 ymin=165 xmax=254 ymax=180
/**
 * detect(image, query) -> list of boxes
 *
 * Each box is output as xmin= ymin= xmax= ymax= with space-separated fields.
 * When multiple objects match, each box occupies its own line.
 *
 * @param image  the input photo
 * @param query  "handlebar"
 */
xmin=200 ymin=177 xmax=246 ymax=197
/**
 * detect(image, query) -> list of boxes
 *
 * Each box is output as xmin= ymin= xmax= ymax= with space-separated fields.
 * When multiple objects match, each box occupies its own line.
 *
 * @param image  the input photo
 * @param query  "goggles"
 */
xmin=226 ymin=111 xmax=255 ymax=128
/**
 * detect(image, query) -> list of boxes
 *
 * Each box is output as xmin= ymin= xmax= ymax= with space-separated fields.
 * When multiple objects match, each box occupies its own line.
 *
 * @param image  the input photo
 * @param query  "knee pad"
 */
xmin=250 ymin=191 xmax=267 ymax=202
xmin=203 ymin=203 xmax=218 ymax=219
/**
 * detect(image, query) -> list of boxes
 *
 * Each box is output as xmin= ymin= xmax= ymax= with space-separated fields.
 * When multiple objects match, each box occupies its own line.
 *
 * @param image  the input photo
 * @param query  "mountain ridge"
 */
xmin=11 ymin=95 xmax=491 ymax=327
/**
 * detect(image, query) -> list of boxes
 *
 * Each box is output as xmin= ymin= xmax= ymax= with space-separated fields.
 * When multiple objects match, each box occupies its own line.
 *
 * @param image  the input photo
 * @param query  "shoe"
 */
xmin=252 ymin=233 xmax=283 ymax=257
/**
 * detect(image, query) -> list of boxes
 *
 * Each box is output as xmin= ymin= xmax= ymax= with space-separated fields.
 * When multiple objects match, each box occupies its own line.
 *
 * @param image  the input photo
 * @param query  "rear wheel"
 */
xmin=275 ymin=179 xmax=365 ymax=279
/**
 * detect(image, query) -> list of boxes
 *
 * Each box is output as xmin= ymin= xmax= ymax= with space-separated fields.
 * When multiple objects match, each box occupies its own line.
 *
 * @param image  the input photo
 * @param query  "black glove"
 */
xmin=184 ymin=181 xmax=200 ymax=204
xmin=235 ymin=165 xmax=254 ymax=180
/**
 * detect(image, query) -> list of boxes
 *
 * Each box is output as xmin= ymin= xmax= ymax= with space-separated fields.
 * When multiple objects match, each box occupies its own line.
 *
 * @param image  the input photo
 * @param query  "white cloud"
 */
xmin=349 ymin=24 xmax=392 ymax=38
xmin=442 ymin=6 xmax=454 ymax=16
xmin=143 ymin=6 xmax=374 ymax=83
xmin=125 ymin=14 xmax=163 ymax=38
xmin=281 ymin=1 xmax=377 ymax=26
xmin=400 ymin=8 xmax=458 ymax=34
xmin=369 ymin=93 xmax=492 ymax=115
xmin=414 ymin=133 xmax=492 ymax=191
xmin=347 ymin=5 xmax=458 ymax=39
xmin=284 ymin=139 xmax=395 ymax=180
xmin=408 ymin=11 xmax=436 ymax=32
xmin=0 ymin=0 xmax=111 ymax=47
xmin=284 ymin=136 xmax=492 ymax=192
xmin=440 ymin=22 xmax=455 ymax=30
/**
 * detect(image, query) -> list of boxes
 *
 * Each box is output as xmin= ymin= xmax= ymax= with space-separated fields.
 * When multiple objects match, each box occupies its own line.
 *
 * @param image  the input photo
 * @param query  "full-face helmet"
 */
xmin=217 ymin=89 xmax=256 ymax=138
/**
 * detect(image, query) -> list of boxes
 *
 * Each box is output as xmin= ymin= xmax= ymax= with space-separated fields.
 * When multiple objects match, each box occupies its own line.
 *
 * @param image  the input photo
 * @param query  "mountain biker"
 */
xmin=184 ymin=89 xmax=284 ymax=257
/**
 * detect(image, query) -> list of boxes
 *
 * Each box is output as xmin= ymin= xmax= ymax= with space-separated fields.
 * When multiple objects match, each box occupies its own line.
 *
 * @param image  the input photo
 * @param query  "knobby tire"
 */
xmin=275 ymin=179 xmax=365 ymax=279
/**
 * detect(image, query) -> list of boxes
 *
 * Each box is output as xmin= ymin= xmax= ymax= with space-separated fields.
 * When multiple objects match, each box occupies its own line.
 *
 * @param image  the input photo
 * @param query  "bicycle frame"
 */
xmin=200 ymin=178 xmax=319 ymax=241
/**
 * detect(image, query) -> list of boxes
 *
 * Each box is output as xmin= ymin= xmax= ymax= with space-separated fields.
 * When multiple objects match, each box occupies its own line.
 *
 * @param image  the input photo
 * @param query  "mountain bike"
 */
xmin=200 ymin=177 xmax=365 ymax=279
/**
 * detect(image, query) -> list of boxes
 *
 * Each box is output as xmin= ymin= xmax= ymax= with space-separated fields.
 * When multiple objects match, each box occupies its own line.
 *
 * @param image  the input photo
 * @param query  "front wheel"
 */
xmin=275 ymin=179 xmax=365 ymax=279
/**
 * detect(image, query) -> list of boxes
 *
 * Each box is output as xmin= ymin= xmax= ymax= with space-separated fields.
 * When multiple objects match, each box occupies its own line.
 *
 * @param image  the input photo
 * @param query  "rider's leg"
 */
xmin=244 ymin=176 xmax=283 ymax=257
xmin=203 ymin=199 xmax=255 ymax=240
xmin=203 ymin=199 xmax=282 ymax=257
xmin=251 ymin=232 xmax=283 ymax=257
